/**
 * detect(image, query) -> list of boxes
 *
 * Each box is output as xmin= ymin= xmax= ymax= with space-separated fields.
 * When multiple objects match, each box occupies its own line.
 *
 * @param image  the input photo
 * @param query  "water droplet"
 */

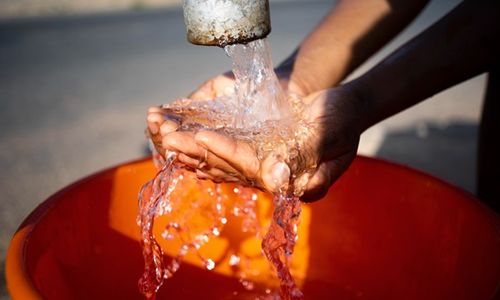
xmin=161 ymin=230 xmax=174 ymax=240
xmin=233 ymin=207 xmax=240 ymax=216
xmin=202 ymin=234 xmax=209 ymax=243
xmin=240 ymin=279 xmax=254 ymax=290
xmin=212 ymin=227 xmax=220 ymax=236
xmin=178 ymin=244 xmax=189 ymax=256
xmin=170 ymin=259 xmax=180 ymax=272
xmin=164 ymin=203 xmax=172 ymax=214
xmin=205 ymin=259 xmax=215 ymax=270
xmin=229 ymin=254 xmax=240 ymax=266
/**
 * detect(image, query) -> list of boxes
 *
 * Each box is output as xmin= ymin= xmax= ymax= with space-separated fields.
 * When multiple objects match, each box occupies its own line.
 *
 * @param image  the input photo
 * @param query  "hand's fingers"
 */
xmin=146 ymin=108 xmax=166 ymax=152
xmin=195 ymin=130 xmax=260 ymax=180
xmin=165 ymin=98 xmax=194 ymax=108
xmin=147 ymin=111 xmax=164 ymax=135
xmin=211 ymin=75 xmax=235 ymax=97
xmin=195 ymin=130 xmax=293 ymax=191
xmin=195 ymin=169 xmax=240 ymax=183
xmin=163 ymin=131 xmax=202 ymax=156
xmin=177 ymin=153 xmax=200 ymax=170
xmin=195 ymin=169 xmax=219 ymax=182
xmin=188 ymin=75 xmax=235 ymax=100
xmin=160 ymin=120 xmax=179 ymax=136
xmin=189 ymin=80 xmax=215 ymax=100
xmin=147 ymin=107 xmax=181 ymax=135
xmin=202 ymin=150 xmax=241 ymax=176
xmin=178 ymin=153 xmax=241 ymax=183
xmin=301 ymin=151 xmax=356 ymax=202
xmin=147 ymin=107 xmax=175 ymax=121
xmin=299 ymin=162 xmax=333 ymax=203
xmin=147 ymin=106 xmax=161 ymax=113
xmin=201 ymin=167 xmax=242 ymax=183
xmin=164 ymin=131 xmax=242 ymax=175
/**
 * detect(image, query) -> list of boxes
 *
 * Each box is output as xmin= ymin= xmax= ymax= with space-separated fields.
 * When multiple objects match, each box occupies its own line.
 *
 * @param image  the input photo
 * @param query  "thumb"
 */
xmin=260 ymin=152 xmax=291 ymax=193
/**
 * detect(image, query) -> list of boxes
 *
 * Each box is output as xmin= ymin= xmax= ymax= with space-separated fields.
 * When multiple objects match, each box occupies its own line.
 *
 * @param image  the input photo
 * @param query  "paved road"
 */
xmin=0 ymin=0 xmax=483 ymax=297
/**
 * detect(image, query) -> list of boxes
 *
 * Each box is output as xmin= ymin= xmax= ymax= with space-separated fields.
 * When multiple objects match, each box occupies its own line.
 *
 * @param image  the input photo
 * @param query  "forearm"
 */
xmin=277 ymin=0 xmax=429 ymax=95
xmin=349 ymin=0 xmax=500 ymax=132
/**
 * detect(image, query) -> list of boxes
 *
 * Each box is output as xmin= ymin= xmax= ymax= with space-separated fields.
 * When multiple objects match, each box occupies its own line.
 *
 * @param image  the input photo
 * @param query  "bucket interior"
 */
xmin=8 ymin=156 xmax=500 ymax=299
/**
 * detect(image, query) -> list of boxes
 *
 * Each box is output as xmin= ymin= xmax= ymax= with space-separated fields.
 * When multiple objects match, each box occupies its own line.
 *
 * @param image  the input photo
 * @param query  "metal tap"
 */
xmin=183 ymin=0 xmax=271 ymax=47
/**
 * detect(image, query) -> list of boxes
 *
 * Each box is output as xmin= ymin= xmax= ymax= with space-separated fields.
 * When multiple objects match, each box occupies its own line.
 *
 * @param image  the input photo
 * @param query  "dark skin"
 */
xmin=147 ymin=0 xmax=499 ymax=207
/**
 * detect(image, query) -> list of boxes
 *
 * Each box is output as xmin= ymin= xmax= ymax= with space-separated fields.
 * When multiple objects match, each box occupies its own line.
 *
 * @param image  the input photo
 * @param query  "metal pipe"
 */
xmin=183 ymin=0 xmax=271 ymax=47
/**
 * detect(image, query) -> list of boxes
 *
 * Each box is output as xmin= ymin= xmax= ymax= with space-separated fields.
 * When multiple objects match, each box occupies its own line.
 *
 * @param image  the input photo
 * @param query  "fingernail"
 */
xmin=148 ymin=106 xmax=161 ymax=113
xmin=148 ymin=122 xmax=159 ymax=135
xmin=263 ymin=161 xmax=290 ymax=192
xmin=160 ymin=121 xmax=179 ymax=136
xmin=271 ymin=161 xmax=291 ymax=189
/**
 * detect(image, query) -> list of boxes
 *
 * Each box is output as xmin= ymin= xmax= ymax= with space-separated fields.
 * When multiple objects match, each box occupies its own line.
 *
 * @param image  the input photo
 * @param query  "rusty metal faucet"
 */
xmin=182 ymin=0 xmax=271 ymax=46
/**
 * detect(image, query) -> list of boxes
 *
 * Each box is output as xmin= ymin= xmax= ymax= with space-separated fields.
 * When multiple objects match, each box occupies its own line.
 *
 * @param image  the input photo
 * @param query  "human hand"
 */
xmin=147 ymin=86 xmax=363 ymax=202
xmin=294 ymin=87 xmax=362 ymax=201
xmin=147 ymin=67 xmax=306 ymax=153
xmin=146 ymin=72 xmax=235 ymax=153
xmin=188 ymin=73 xmax=236 ymax=101
xmin=184 ymin=61 xmax=311 ymax=100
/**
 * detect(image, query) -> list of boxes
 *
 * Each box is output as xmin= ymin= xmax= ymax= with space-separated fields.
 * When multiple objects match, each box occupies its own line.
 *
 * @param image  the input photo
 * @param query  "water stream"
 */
xmin=138 ymin=38 xmax=313 ymax=299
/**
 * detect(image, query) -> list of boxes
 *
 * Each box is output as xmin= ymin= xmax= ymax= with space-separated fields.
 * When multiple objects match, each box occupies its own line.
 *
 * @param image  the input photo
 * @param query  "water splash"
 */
xmin=225 ymin=39 xmax=290 ymax=127
xmin=262 ymin=193 xmax=303 ymax=299
xmin=137 ymin=152 xmax=179 ymax=298
xmin=138 ymin=38 xmax=315 ymax=299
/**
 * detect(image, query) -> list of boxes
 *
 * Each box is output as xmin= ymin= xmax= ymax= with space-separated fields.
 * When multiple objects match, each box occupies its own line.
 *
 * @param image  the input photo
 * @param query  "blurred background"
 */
xmin=0 ymin=0 xmax=483 ymax=298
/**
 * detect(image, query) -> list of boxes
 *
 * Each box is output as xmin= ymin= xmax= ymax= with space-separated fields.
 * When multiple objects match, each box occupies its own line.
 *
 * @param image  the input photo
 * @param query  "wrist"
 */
xmin=275 ymin=50 xmax=330 ymax=97
xmin=275 ymin=57 xmax=313 ymax=97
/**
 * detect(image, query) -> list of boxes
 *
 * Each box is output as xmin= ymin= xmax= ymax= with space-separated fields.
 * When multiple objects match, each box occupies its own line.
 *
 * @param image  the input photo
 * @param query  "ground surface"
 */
xmin=0 ymin=0 xmax=485 ymax=298
xmin=0 ymin=0 xmax=182 ymax=19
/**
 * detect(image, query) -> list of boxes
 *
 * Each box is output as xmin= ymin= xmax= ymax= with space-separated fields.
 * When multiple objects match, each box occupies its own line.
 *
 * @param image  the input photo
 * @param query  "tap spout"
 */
xmin=183 ymin=0 xmax=271 ymax=47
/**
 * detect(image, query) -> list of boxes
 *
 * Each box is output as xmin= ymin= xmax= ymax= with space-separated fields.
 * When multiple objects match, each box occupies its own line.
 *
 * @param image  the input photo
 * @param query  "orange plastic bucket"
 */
xmin=6 ymin=156 xmax=500 ymax=299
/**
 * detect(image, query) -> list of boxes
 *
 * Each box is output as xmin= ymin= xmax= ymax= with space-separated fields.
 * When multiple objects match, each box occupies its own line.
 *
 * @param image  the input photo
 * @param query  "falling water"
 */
xmin=138 ymin=38 xmax=314 ymax=299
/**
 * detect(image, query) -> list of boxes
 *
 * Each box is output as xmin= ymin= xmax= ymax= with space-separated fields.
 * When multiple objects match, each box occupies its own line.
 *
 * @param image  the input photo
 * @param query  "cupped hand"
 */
xmin=185 ymin=65 xmax=309 ymax=102
xmin=147 ymin=86 xmax=364 ymax=202
xmin=147 ymin=69 xmax=298 ymax=156
xmin=294 ymin=87 xmax=362 ymax=201
xmin=188 ymin=73 xmax=236 ymax=101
